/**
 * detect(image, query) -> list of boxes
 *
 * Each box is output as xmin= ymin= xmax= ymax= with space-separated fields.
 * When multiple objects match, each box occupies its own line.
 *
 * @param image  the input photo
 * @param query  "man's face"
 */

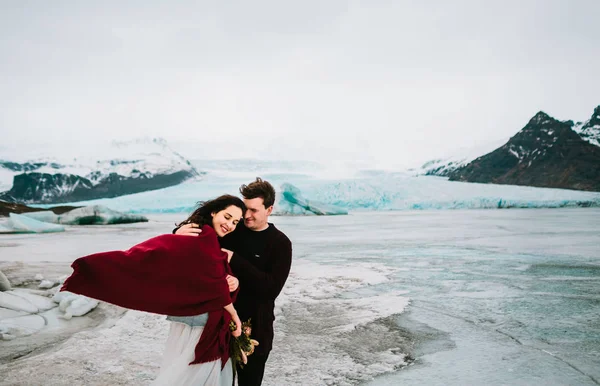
xmin=243 ymin=197 xmax=273 ymax=231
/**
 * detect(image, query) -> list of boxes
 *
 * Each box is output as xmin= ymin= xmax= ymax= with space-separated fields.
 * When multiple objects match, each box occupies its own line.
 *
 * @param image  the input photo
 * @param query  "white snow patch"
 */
xmin=508 ymin=148 xmax=520 ymax=159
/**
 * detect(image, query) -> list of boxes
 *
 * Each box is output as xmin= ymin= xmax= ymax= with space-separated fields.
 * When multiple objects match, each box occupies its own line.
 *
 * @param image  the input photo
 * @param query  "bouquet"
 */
xmin=229 ymin=318 xmax=259 ymax=372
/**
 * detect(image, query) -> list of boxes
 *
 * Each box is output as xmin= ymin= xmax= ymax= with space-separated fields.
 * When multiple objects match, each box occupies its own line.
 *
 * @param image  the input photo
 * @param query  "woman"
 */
xmin=153 ymin=195 xmax=246 ymax=385
xmin=61 ymin=195 xmax=246 ymax=386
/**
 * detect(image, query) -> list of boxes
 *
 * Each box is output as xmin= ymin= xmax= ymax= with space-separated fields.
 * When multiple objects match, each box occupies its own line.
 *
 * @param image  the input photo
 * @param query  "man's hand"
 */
xmin=221 ymin=248 xmax=234 ymax=263
xmin=226 ymin=274 xmax=239 ymax=292
xmin=175 ymin=223 xmax=202 ymax=236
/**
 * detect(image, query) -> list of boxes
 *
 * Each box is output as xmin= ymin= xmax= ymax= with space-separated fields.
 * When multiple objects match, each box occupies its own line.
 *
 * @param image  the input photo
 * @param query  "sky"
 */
xmin=1 ymin=0 xmax=599 ymax=168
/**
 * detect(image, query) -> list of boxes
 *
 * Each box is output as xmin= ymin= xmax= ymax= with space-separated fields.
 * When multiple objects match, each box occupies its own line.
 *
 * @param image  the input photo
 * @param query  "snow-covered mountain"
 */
xmin=0 ymin=138 xmax=201 ymax=204
xmin=417 ymin=105 xmax=600 ymax=192
xmin=416 ymin=138 xmax=508 ymax=176
xmin=448 ymin=108 xmax=600 ymax=191
xmin=572 ymin=105 xmax=600 ymax=147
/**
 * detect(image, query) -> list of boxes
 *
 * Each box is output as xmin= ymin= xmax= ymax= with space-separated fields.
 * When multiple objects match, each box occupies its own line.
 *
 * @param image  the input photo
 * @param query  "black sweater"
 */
xmin=221 ymin=223 xmax=292 ymax=355
xmin=174 ymin=222 xmax=292 ymax=355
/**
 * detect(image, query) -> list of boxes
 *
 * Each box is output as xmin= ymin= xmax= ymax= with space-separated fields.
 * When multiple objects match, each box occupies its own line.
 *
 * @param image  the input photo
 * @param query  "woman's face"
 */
xmin=211 ymin=205 xmax=243 ymax=237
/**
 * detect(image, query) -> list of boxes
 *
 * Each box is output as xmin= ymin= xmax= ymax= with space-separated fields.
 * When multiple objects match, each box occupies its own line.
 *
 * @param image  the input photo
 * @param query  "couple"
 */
xmin=62 ymin=178 xmax=292 ymax=386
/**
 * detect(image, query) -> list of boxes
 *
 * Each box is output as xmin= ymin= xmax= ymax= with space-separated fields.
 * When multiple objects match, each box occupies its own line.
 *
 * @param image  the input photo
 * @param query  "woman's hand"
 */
xmin=175 ymin=223 xmax=202 ymax=236
xmin=231 ymin=312 xmax=242 ymax=338
xmin=224 ymin=303 xmax=242 ymax=337
xmin=226 ymin=274 xmax=239 ymax=292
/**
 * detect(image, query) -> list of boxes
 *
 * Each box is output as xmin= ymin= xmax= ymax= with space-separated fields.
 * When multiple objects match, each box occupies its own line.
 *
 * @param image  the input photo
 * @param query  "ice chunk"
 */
xmin=0 ymin=332 xmax=16 ymax=341
xmin=19 ymin=211 xmax=59 ymax=224
xmin=7 ymin=213 xmax=65 ymax=233
xmin=0 ymin=308 xmax=27 ymax=320
xmin=52 ymin=290 xmax=74 ymax=304
xmin=56 ymin=205 xmax=148 ymax=225
xmin=0 ymin=291 xmax=39 ymax=313
xmin=39 ymin=280 xmax=57 ymax=289
xmin=54 ymin=291 xmax=98 ymax=319
xmin=0 ymin=222 xmax=14 ymax=234
xmin=0 ymin=270 xmax=11 ymax=291
xmin=0 ymin=314 xmax=47 ymax=338
xmin=20 ymin=205 xmax=147 ymax=225
xmin=276 ymin=183 xmax=348 ymax=215
xmin=9 ymin=290 xmax=56 ymax=311
xmin=62 ymin=297 xmax=98 ymax=319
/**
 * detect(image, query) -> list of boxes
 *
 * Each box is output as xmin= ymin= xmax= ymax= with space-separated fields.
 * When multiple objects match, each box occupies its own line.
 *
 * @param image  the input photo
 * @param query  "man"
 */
xmin=175 ymin=178 xmax=292 ymax=386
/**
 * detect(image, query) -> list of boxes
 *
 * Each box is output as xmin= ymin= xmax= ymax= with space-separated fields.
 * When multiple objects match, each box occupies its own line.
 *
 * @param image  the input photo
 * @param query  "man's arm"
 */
xmin=229 ymin=236 xmax=292 ymax=299
xmin=173 ymin=223 xmax=202 ymax=236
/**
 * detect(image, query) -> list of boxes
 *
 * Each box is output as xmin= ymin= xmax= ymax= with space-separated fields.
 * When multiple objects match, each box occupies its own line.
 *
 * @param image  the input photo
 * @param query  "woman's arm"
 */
xmin=224 ymin=303 xmax=242 ymax=337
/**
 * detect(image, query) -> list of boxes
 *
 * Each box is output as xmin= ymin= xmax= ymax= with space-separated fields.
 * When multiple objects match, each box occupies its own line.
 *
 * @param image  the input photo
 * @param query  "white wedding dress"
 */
xmin=152 ymin=320 xmax=233 ymax=386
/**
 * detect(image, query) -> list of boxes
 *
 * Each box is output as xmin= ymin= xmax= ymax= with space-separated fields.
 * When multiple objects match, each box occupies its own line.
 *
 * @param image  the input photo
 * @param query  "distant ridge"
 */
xmin=0 ymin=137 xmax=202 ymax=204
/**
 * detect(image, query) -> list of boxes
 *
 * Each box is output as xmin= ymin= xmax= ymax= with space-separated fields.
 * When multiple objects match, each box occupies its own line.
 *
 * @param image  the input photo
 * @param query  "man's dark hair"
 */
xmin=240 ymin=177 xmax=276 ymax=208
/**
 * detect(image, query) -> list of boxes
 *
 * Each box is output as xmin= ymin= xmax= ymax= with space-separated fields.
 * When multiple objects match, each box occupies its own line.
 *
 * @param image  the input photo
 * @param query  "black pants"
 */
xmin=237 ymin=352 xmax=269 ymax=386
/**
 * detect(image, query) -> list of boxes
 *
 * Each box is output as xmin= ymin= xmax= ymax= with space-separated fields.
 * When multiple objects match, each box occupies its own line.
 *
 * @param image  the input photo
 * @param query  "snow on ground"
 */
xmin=1 ymin=309 xmax=166 ymax=385
xmin=265 ymin=259 xmax=411 ymax=385
xmin=0 ymin=214 xmax=412 ymax=386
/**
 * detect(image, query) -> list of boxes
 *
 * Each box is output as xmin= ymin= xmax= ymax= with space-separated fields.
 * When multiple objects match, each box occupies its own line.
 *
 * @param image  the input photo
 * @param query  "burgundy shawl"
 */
xmin=61 ymin=225 xmax=236 ymax=368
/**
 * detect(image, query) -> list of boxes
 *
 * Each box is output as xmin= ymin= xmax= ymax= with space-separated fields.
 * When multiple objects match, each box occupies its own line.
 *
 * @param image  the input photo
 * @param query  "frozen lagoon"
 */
xmin=0 ymin=208 xmax=599 ymax=385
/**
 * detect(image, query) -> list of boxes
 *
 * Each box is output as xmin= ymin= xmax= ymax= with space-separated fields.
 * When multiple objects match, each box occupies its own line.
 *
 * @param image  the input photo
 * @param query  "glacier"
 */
xmin=30 ymin=163 xmax=600 ymax=215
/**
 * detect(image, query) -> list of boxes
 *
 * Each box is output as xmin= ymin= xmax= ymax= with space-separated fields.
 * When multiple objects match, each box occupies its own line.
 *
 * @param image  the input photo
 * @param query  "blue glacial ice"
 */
xmin=31 ymin=164 xmax=600 ymax=214
xmin=22 ymin=205 xmax=148 ymax=225
xmin=276 ymin=183 xmax=348 ymax=215
xmin=294 ymin=175 xmax=600 ymax=211
xmin=3 ymin=213 xmax=65 ymax=233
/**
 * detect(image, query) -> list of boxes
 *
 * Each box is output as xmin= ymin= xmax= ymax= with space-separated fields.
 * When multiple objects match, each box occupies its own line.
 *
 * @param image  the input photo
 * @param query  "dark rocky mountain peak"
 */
xmin=530 ymin=111 xmax=552 ymax=125
xmin=587 ymin=105 xmax=600 ymax=127
xmin=448 ymin=108 xmax=600 ymax=191
xmin=573 ymin=105 xmax=600 ymax=147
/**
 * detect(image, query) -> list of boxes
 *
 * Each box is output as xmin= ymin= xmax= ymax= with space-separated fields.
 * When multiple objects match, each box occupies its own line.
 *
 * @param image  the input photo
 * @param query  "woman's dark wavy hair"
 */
xmin=177 ymin=194 xmax=246 ymax=229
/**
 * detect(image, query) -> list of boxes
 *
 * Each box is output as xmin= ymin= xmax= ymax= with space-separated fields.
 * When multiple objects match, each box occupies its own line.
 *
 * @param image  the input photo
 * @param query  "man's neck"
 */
xmin=249 ymin=223 xmax=269 ymax=232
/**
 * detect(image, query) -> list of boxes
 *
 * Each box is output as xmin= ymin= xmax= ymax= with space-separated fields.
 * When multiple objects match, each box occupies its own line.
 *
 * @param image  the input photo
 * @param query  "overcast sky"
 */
xmin=1 ymin=0 xmax=599 ymax=168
